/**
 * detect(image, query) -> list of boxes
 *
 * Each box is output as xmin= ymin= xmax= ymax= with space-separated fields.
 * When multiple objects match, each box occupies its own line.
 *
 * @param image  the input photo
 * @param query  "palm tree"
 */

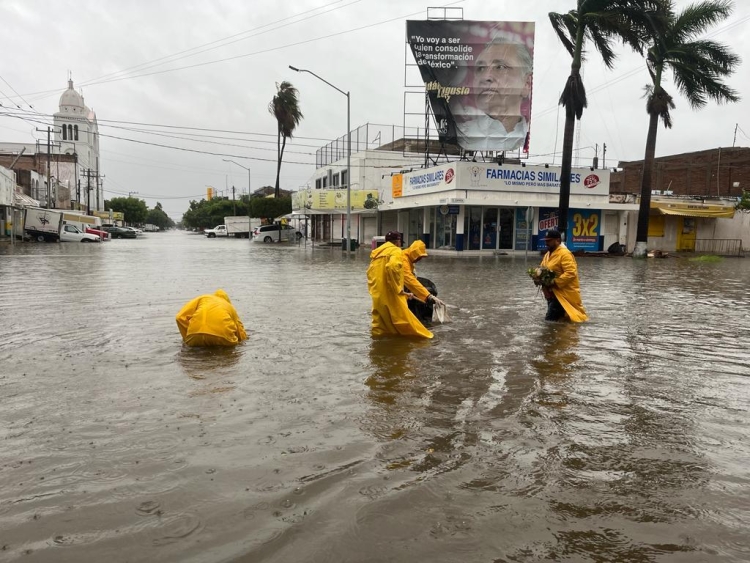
xmin=633 ymin=0 xmax=739 ymax=258
xmin=269 ymin=81 xmax=303 ymax=198
xmin=549 ymin=0 xmax=665 ymax=239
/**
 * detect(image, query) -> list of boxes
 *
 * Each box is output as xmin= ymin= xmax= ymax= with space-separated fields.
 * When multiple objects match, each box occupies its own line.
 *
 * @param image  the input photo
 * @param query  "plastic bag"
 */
xmin=431 ymin=301 xmax=451 ymax=324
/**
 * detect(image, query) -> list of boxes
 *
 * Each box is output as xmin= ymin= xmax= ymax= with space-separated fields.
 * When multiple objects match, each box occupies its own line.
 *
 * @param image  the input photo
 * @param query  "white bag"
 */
xmin=431 ymin=301 xmax=451 ymax=324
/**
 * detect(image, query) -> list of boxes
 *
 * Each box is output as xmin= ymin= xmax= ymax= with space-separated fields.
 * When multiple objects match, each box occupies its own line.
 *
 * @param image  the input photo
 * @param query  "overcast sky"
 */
xmin=1 ymin=0 xmax=748 ymax=219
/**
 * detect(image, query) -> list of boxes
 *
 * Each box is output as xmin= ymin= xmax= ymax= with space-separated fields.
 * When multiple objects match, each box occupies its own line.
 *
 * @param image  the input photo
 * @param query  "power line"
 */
xmin=17 ymin=0 xmax=465 ymax=97
xmin=79 ymin=0 xmax=365 ymax=87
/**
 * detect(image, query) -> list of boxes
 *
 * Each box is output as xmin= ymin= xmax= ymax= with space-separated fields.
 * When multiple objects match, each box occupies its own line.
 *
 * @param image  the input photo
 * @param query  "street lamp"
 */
xmin=289 ymin=65 xmax=352 ymax=254
xmin=222 ymin=159 xmax=251 ymax=195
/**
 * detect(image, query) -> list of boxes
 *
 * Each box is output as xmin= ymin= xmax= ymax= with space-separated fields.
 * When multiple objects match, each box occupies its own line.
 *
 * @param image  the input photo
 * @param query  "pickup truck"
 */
xmin=24 ymin=208 xmax=101 ymax=242
xmin=204 ymin=225 xmax=228 ymax=238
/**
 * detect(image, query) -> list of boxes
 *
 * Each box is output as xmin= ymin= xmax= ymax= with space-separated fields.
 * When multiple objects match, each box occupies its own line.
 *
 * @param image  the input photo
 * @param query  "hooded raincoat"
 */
xmin=367 ymin=242 xmax=433 ymax=339
xmin=402 ymin=240 xmax=431 ymax=303
xmin=176 ymin=289 xmax=248 ymax=347
xmin=540 ymin=246 xmax=588 ymax=323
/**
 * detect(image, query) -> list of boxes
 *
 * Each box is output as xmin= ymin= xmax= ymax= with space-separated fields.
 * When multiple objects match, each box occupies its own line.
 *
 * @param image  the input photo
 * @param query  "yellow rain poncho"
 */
xmin=402 ymin=240 xmax=431 ymax=303
xmin=541 ymin=246 xmax=589 ymax=323
xmin=367 ymin=242 xmax=433 ymax=339
xmin=175 ymin=289 xmax=248 ymax=347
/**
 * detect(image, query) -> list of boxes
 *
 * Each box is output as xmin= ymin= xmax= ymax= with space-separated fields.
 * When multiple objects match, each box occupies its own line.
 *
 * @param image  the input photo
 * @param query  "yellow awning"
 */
xmin=651 ymin=201 xmax=735 ymax=218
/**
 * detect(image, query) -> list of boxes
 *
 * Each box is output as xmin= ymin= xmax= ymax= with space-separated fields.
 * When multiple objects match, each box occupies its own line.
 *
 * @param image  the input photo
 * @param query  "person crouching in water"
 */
xmin=367 ymin=232 xmax=433 ymax=339
xmin=176 ymin=289 xmax=248 ymax=346
xmin=402 ymin=239 xmax=444 ymax=324
xmin=539 ymin=230 xmax=588 ymax=322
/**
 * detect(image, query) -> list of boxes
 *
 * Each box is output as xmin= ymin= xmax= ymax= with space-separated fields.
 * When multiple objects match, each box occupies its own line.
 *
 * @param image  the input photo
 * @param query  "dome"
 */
xmin=59 ymin=79 xmax=84 ymax=112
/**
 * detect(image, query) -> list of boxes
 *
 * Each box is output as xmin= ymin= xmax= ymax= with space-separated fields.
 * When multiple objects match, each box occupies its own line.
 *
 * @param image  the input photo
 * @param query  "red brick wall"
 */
xmin=614 ymin=147 xmax=750 ymax=197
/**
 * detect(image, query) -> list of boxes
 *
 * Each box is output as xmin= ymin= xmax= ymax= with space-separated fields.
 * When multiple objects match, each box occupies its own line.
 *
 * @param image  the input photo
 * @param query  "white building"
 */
xmin=54 ymin=79 xmax=102 ymax=211
xmin=379 ymin=161 xmax=638 ymax=253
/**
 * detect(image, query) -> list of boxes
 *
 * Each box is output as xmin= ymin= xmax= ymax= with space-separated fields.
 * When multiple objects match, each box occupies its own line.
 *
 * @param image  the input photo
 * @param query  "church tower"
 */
xmin=53 ymin=78 xmax=102 ymax=210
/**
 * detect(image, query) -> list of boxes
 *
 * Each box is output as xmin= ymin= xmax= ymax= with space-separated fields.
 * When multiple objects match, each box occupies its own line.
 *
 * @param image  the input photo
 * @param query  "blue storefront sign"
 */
xmin=537 ymin=208 xmax=602 ymax=252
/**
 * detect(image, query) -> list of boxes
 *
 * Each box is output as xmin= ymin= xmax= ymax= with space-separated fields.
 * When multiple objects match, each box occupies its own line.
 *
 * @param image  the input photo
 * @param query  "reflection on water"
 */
xmin=0 ymin=234 xmax=749 ymax=563
xmin=176 ymin=345 xmax=243 ymax=380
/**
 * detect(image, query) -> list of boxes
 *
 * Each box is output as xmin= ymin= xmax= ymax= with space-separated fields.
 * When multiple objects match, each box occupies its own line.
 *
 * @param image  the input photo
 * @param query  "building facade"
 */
xmin=54 ymin=79 xmax=102 ymax=211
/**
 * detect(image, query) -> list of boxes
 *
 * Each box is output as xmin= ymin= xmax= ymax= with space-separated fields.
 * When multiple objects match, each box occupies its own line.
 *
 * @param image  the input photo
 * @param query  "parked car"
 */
xmin=252 ymin=223 xmax=304 ymax=243
xmin=101 ymin=226 xmax=137 ymax=239
xmin=123 ymin=226 xmax=143 ymax=236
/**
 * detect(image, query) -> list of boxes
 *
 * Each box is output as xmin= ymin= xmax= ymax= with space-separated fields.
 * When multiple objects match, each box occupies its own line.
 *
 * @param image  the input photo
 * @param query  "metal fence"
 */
xmin=315 ymin=123 xmax=437 ymax=168
xmin=694 ymin=239 xmax=744 ymax=257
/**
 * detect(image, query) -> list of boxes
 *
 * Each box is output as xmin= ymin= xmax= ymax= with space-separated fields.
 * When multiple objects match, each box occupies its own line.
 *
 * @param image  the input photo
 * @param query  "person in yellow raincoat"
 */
xmin=367 ymin=232 xmax=433 ymax=339
xmin=401 ymin=240 xmax=444 ymax=308
xmin=175 ymin=289 xmax=248 ymax=347
xmin=539 ymin=230 xmax=588 ymax=323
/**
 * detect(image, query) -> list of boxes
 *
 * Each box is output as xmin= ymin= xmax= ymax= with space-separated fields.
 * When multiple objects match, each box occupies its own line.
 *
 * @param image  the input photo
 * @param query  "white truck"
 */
xmin=24 ymin=208 xmax=101 ymax=243
xmin=204 ymin=217 xmax=257 ymax=238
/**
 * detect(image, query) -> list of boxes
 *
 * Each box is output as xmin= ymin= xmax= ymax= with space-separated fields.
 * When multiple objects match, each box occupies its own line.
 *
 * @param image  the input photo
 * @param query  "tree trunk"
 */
xmin=634 ymin=110 xmax=660 ymax=258
xmin=275 ymin=136 xmax=287 ymax=199
xmin=274 ymin=128 xmax=281 ymax=198
xmin=558 ymin=97 xmax=576 ymax=239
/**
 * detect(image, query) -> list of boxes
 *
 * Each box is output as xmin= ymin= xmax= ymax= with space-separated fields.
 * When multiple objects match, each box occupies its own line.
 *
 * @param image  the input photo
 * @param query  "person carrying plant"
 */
xmin=539 ymin=230 xmax=588 ymax=322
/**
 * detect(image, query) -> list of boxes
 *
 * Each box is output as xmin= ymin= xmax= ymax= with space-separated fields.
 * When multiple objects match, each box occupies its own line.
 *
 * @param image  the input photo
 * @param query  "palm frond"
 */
xmin=585 ymin=21 xmax=618 ymax=68
xmin=644 ymin=84 xmax=676 ymax=127
xmin=671 ymin=0 xmax=732 ymax=41
xmin=559 ymin=72 xmax=587 ymax=119
xmin=549 ymin=11 xmax=577 ymax=57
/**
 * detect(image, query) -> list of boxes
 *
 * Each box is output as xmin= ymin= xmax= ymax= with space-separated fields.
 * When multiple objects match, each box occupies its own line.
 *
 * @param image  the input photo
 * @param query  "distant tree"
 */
xmin=633 ymin=0 xmax=740 ymax=257
xmin=181 ymin=197 xmax=250 ymax=230
xmin=549 ymin=0 xmax=665 ymax=238
xmin=735 ymin=190 xmax=750 ymax=211
xmin=108 ymin=196 xmax=148 ymax=224
xmin=250 ymin=196 xmax=292 ymax=221
xmin=269 ymin=82 xmax=303 ymax=198
xmin=146 ymin=202 xmax=176 ymax=230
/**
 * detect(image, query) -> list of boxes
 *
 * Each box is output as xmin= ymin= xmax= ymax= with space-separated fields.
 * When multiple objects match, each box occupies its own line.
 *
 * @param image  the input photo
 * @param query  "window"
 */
xmin=322 ymin=176 xmax=328 ymax=188
xmin=341 ymin=170 xmax=348 ymax=187
xmin=62 ymin=125 xmax=67 ymax=140
xmin=68 ymin=124 xmax=73 ymax=139
xmin=74 ymin=125 xmax=79 ymax=141
xmin=332 ymin=173 xmax=340 ymax=187
xmin=315 ymin=178 xmax=322 ymax=190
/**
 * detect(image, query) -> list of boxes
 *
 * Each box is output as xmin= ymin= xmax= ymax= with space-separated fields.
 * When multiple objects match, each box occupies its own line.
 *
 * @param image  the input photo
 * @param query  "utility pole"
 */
xmin=77 ymin=179 xmax=81 ymax=208
xmin=733 ymin=123 xmax=738 ymax=147
xmin=603 ymin=143 xmax=607 ymax=169
xmin=47 ymin=127 xmax=52 ymax=208
xmin=232 ymin=185 xmax=236 ymax=216
xmin=86 ymin=169 xmax=91 ymax=215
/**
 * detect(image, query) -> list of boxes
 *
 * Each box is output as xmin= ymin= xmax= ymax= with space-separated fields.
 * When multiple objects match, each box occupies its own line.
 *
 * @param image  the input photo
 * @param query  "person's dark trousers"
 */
xmin=545 ymin=297 xmax=566 ymax=321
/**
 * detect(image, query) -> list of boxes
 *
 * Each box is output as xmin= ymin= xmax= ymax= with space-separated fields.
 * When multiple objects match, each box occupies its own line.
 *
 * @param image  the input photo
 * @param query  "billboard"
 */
xmin=292 ymin=189 xmax=381 ymax=212
xmin=538 ymin=207 xmax=602 ymax=252
xmin=407 ymin=20 xmax=535 ymax=153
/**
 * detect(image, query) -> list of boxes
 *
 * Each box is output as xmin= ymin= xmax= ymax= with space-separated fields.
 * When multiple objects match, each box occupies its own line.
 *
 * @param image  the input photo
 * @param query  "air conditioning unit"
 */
xmin=651 ymin=190 xmax=662 ymax=195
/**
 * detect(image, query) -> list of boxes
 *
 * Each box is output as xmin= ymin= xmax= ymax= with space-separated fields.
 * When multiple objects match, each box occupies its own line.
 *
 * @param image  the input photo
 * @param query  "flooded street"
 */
xmin=1 ymin=231 xmax=749 ymax=562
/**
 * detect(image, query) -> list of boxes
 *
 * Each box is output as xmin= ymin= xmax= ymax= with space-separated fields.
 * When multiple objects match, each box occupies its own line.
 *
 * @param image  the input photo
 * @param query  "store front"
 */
xmin=378 ymin=161 xmax=636 ymax=253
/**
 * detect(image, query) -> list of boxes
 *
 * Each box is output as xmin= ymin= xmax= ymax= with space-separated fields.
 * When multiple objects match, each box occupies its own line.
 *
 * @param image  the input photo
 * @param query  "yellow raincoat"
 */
xmin=176 ymin=289 xmax=248 ymax=347
xmin=541 ymin=246 xmax=588 ymax=323
xmin=402 ymin=240 xmax=431 ymax=303
xmin=367 ymin=242 xmax=433 ymax=339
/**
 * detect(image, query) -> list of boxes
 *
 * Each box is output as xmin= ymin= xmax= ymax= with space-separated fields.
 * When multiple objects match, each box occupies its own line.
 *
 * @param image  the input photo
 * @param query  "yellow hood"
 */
xmin=214 ymin=289 xmax=231 ymax=303
xmin=404 ymin=240 xmax=427 ymax=262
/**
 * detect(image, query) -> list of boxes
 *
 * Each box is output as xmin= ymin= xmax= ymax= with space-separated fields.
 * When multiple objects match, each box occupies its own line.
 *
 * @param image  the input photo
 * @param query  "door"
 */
xmin=482 ymin=208 xmax=498 ymax=250
xmin=498 ymin=208 xmax=515 ymax=250
xmin=677 ymin=217 xmax=696 ymax=251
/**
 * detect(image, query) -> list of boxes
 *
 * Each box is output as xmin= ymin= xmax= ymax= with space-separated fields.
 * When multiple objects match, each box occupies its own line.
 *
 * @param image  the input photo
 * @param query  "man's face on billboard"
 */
xmin=473 ymin=43 xmax=531 ymax=116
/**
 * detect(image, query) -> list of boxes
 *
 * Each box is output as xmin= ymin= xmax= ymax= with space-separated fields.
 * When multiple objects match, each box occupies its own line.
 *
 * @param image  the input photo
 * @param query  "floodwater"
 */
xmin=0 ymin=232 xmax=749 ymax=563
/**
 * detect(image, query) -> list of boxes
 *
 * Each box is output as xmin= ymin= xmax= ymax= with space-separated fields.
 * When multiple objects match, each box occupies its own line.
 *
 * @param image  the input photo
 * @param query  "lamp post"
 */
xmin=289 ymin=65 xmax=351 ymax=254
xmin=222 ymin=159 xmax=251 ymax=196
